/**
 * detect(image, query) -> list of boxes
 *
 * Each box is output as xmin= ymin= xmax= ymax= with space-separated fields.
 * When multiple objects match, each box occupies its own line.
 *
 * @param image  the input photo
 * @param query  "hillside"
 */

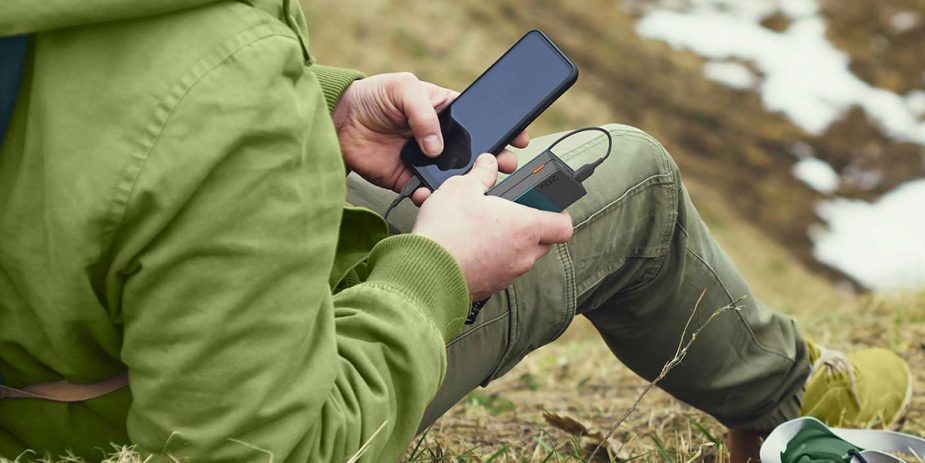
xmin=307 ymin=0 xmax=923 ymax=290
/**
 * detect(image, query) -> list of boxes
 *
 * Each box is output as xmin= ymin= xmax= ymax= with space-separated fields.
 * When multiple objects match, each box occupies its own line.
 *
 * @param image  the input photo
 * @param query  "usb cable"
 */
xmin=383 ymin=176 xmax=421 ymax=221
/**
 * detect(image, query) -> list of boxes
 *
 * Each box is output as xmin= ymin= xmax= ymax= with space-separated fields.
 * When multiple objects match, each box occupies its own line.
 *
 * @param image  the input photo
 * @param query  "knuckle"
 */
xmin=414 ymin=111 xmax=439 ymax=124
xmin=398 ymin=71 xmax=418 ymax=83
xmin=443 ymin=176 xmax=464 ymax=189
xmin=516 ymin=255 xmax=535 ymax=274
xmin=559 ymin=220 xmax=575 ymax=240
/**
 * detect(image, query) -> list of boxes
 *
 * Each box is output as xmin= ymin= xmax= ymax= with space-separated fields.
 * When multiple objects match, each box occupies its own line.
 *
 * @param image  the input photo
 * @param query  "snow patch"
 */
xmin=812 ymin=180 xmax=925 ymax=291
xmin=703 ymin=61 xmax=757 ymax=90
xmin=793 ymin=157 xmax=839 ymax=193
xmin=778 ymin=0 xmax=818 ymax=18
xmin=636 ymin=1 xmax=925 ymax=145
xmin=907 ymin=90 xmax=925 ymax=117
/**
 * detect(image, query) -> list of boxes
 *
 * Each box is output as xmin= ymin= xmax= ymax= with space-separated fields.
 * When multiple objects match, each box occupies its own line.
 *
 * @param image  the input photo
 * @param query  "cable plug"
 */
xmin=383 ymin=177 xmax=422 ymax=221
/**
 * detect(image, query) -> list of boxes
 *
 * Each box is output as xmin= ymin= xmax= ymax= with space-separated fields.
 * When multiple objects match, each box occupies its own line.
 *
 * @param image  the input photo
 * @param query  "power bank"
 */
xmin=487 ymin=150 xmax=586 ymax=212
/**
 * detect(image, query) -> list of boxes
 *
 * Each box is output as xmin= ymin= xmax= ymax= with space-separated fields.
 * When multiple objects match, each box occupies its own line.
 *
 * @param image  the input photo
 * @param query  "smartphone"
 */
xmin=400 ymin=30 xmax=578 ymax=190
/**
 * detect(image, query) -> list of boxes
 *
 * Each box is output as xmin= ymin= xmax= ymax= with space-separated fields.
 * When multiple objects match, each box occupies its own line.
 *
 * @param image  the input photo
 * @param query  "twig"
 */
xmin=347 ymin=419 xmax=389 ymax=463
xmin=587 ymin=291 xmax=747 ymax=462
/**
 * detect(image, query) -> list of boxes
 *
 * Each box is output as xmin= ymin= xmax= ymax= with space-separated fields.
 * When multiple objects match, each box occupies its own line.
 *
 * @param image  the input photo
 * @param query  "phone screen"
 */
xmin=401 ymin=30 xmax=576 ymax=189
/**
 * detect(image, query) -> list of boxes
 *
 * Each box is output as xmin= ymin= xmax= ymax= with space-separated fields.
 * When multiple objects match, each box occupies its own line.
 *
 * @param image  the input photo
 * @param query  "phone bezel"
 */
xmin=401 ymin=29 xmax=579 ymax=190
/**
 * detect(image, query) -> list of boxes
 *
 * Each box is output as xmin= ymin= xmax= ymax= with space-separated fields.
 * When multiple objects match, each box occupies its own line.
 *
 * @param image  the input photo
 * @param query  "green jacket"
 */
xmin=0 ymin=1 xmax=470 ymax=461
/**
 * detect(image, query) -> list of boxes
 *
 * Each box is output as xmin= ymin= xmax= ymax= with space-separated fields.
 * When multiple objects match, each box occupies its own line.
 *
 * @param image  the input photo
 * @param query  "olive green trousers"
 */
xmin=346 ymin=124 xmax=809 ymax=433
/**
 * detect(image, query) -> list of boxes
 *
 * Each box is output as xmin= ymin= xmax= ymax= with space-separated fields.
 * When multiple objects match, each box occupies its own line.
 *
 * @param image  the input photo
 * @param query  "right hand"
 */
xmin=332 ymin=72 xmax=527 ymax=203
xmin=412 ymin=154 xmax=574 ymax=301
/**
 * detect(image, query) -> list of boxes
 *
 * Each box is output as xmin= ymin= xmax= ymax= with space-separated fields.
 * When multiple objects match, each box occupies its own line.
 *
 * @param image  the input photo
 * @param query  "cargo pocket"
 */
xmin=481 ymin=241 xmax=578 ymax=385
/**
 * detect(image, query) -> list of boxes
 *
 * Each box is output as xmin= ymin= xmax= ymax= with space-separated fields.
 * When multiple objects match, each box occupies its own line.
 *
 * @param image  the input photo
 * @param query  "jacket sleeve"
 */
xmin=310 ymin=64 xmax=366 ymax=113
xmin=114 ymin=33 xmax=469 ymax=462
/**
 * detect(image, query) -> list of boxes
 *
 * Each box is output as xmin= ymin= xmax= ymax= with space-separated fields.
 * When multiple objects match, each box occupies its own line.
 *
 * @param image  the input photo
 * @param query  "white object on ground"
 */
xmin=812 ymin=179 xmax=925 ymax=291
xmin=793 ymin=157 xmax=839 ymax=193
xmin=907 ymin=90 xmax=925 ymax=117
xmin=703 ymin=61 xmax=758 ymax=90
xmin=636 ymin=0 xmax=925 ymax=145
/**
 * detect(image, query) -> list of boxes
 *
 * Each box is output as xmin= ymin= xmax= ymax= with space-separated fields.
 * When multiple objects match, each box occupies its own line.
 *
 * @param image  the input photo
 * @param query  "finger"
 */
xmin=393 ymin=169 xmax=416 ymax=194
xmin=536 ymin=210 xmax=574 ymax=244
xmin=511 ymin=130 xmax=530 ymax=149
xmin=530 ymin=243 xmax=554 ymax=261
xmin=462 ymin=153 xmax=499 ymax=192
xmin=411 ymin=187 xmax=431 ymax=206
xmin=422 ymin=82 xmax=459 ymax=111
xmin=497 ymin=150 xmax=518 ymax=174
xmin=397 ymin=76 xmax=443 ymax=157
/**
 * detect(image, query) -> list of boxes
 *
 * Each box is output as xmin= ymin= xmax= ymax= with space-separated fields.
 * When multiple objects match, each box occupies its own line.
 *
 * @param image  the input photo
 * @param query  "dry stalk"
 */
xmin=587 ymin=290 xmax=747 ymax=462
xmin=346 ymin=419 xmax=389 ymax=463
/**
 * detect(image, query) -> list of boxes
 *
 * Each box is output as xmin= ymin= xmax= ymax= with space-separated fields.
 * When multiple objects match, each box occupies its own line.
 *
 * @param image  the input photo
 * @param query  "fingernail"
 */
xmin=423 ymin=135 xmax=442 ymax=155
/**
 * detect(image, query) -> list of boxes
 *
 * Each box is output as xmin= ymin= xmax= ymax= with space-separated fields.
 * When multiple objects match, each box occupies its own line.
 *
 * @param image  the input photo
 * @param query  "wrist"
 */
xmin=331 ymin=82 xmax=356 ymax=136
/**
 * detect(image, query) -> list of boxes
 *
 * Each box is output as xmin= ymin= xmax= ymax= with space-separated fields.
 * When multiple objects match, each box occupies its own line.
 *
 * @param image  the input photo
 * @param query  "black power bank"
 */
xmin=487 ymin=150 xmax=586 ymax=212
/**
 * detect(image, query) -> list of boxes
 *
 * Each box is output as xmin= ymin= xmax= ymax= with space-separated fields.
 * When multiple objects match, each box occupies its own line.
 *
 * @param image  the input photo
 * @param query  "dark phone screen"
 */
xmin=401 ymin=31 xmax=575 ymax=189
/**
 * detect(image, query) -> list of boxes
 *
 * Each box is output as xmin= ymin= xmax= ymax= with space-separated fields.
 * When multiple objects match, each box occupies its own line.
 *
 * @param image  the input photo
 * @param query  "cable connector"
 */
xmin=383 ymin=177 xmax=422 ymax=221
xmin=546 ymin=127 xmax=612 ymax=183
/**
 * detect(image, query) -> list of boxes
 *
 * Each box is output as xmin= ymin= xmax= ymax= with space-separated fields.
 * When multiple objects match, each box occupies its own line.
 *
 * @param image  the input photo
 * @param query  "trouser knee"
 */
xmin=573 ymin=123 xmax=682 ymax=217
xmin=566 ymin=124 xmax=684 ymax=313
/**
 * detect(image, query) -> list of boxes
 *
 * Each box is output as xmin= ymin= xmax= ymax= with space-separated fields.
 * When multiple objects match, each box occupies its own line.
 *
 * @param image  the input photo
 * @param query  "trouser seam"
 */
xmin=480 ymin=286 xmax=519 ymax=384
xmin=548 ymin=242 xmax=577 ymax=342
xmin=574 ymin=130 xmax=679 ymax=295
xmin=446 ymin=311 xmax=509 ymax=348
xmin=573 ymin=173 xmax=674 ymax=231
xmin=678 ymin=223 xmax=792 ymax=361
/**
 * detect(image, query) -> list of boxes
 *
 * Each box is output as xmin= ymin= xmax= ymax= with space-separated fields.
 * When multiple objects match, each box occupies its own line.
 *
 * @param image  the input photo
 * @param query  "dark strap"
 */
xmin=0 ymin=34 xmax=29 ymax=148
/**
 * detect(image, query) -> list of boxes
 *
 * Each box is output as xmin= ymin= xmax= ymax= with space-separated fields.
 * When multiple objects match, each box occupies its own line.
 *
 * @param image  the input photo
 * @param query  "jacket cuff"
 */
xmin=311 ymin=64 xmax=366 ymax=113
xmin=364 ymin=234 xmax=470 ymax=342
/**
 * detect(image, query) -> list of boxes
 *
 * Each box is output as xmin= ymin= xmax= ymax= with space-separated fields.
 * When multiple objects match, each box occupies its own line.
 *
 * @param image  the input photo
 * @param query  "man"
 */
xmin=0 ymin=0 xmax=911 ymax=462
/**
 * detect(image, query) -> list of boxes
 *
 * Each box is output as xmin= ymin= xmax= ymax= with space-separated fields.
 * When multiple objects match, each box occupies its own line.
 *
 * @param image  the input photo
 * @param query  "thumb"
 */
xmin=464 ymin=153 xmax=499 ymax=192
xmin=537 ymin=211 xmax=574 ymax=244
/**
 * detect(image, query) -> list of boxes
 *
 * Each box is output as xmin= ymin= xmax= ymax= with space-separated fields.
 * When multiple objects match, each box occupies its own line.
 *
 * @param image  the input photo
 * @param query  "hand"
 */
xmin=412 ymin=154 xmax=574 ymax=300
xmin=332 ymin=72 xmax=528 ymax=205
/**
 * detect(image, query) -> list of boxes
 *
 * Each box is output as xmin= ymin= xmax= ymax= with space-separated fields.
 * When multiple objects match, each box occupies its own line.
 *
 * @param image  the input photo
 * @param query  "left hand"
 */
xmin=332 ymin=72 xmax=528 ymax=205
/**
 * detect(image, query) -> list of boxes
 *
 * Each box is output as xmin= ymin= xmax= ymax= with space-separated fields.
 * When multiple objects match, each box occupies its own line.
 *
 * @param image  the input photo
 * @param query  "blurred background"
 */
xmin=305 ymin=0 xmax=925 ymax=460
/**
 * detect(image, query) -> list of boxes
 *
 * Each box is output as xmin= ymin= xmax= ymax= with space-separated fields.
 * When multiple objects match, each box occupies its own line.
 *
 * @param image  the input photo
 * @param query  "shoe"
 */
xmin=800 ymin=340 xmax=912 ymax=429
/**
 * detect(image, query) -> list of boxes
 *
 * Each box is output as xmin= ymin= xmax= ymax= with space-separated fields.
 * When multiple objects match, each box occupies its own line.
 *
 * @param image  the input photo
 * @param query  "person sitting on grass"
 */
xmin=0 ymin=1 xmax=911 ymax=462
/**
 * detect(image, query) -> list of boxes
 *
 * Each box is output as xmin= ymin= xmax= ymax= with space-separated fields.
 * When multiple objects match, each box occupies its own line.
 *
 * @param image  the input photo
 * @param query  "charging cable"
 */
xmin=383 ymin=176 xmax=421 ymax=221
xmin=383 ymin=127 xmax=613 ymax=221
xmin=547 ymin=126 xmax=613 ymax=182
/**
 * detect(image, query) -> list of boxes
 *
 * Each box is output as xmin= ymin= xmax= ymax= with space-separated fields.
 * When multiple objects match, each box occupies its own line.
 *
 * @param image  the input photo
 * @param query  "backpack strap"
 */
xmin=0 ymin=371 xmax=128 ymax=402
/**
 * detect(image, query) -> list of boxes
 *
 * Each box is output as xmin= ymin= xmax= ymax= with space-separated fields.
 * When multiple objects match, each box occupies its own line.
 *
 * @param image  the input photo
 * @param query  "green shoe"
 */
xmin=800 ymin=341 xmax=913 ymax=429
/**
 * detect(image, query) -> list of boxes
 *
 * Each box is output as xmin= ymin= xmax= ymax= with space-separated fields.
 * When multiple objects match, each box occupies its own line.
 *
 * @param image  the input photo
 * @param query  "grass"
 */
xmin=6 ymin=288 xmax=923 ymax=463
